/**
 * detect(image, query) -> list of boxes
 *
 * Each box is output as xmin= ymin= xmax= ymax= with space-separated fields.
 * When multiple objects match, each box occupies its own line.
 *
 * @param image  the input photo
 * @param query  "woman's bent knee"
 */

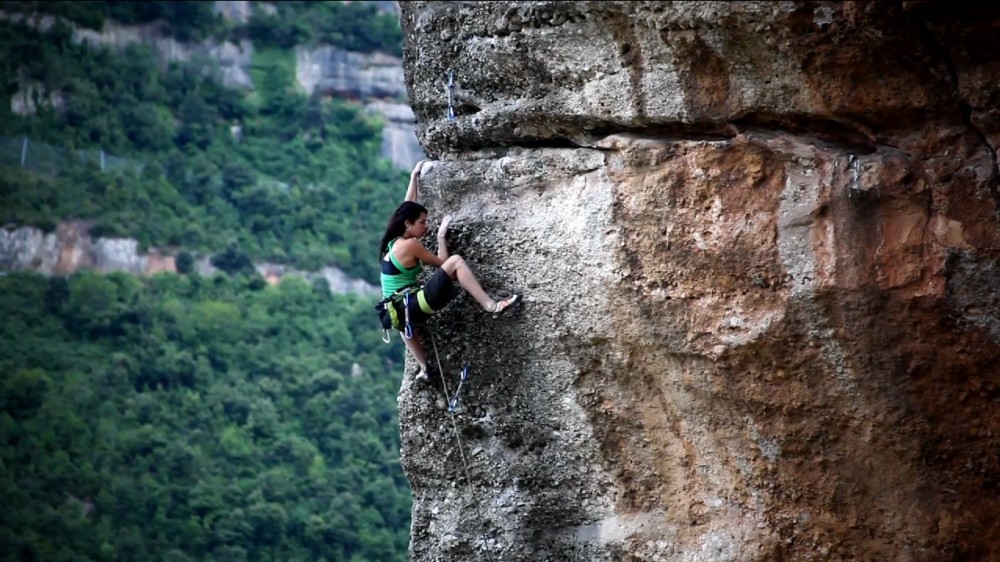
xmin=442 ymin=254 xmax=464 ymax=273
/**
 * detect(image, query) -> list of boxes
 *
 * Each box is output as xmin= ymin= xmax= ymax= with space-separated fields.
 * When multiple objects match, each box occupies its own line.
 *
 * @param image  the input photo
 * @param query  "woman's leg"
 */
xmin=440 ymin=254 xmax=502 ymax=311
xmin=402 ymin=330 xmax=428 ymax=373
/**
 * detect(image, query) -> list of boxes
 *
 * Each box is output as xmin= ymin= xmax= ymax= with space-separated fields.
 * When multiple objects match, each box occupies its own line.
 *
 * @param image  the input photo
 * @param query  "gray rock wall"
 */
xmin=212 ymin=0 xmax=254 ymax=24
xmin=296 ymin=46 xmax=407 ymax=99
xmin=366 ymin=101 xmax=425 ymax=171
xmin=296 ymin=44 xmax=425 ymax=169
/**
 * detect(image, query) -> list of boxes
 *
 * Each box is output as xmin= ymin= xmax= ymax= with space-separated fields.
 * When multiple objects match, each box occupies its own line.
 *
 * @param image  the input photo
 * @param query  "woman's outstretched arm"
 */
xmin=404 ymin=159 xmax=427 ymax=203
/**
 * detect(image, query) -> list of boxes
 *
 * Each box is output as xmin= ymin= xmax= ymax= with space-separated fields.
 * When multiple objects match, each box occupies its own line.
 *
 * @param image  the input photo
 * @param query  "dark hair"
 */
xmin=379 ymin=201 xmax=427 ymax=256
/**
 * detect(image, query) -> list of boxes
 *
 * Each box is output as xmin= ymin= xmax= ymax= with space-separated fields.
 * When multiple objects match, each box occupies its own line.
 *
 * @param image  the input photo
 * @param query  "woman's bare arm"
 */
xmin=396 ymin=238 xmax=446 ymax=269
xmin=412 ymin=241 xmax=446 ymax=268
xmin=436 ymin=215 xmax=451 ymax=261
xmin=404 ymin=160 xmax=426 ymax=203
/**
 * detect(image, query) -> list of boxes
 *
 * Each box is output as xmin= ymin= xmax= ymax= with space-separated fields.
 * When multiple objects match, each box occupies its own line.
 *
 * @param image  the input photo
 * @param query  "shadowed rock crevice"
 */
xmin=906 ymin=4 xmax=1000 ymax=231
xmin=908 ymin=8 xmax=1000 ymax=180
xmin=419 ymin=115 xmax=900 ymax=156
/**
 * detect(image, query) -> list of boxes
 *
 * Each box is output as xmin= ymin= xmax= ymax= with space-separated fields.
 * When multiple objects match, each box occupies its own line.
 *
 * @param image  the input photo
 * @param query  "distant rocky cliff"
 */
xmin=3 ymin=0 xmax=422 ymax=170
xmin=295 ymin=43 xmax=424 ymax=169
xmin=0 ymin=221 xmax=378 ymax=296
xmin=398 ymin=2 xmax=1000 ymax=561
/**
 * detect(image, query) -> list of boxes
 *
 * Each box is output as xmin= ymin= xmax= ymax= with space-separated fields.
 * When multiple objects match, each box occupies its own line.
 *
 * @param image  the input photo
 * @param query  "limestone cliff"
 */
xmin=295 ymin=43 xmax=424 ymax=168
xmin=396 ymin=2 xmax=1000 ymax=561
xmin=0 ymin=222 xmax=378 ymax=296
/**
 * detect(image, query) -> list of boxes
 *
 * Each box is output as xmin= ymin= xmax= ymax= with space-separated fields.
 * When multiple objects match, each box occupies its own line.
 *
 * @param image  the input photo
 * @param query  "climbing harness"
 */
xmin=445 ymin=69 xmax=456 ymax=122
xmin=429 ymin=333 xmax=494 ymax=560
xmin=448 ymin=365 xmax=470 ymax=414
xmin=376 ymin=285 xmax=420 ymax=343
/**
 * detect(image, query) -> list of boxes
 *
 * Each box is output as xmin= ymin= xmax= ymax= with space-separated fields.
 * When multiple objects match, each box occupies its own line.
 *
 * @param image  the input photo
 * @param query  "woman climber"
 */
xmin=377 ymin=159 xmax=521 ymax=383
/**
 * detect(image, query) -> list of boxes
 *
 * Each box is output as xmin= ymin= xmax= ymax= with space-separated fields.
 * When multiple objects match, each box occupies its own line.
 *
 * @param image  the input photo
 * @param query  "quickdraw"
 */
xmin=445 ymin=69 xmax=456 ymax=122
xmin=448 ymin=365 xmax=470 ymax=413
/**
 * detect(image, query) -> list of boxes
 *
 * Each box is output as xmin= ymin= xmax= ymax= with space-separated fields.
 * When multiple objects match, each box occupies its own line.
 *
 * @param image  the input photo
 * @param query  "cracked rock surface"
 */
xmin=396 ymin=2 xmax=1000 ymax=561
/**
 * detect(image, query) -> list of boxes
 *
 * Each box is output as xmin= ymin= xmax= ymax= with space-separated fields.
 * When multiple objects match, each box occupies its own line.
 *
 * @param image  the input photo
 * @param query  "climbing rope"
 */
xmin=429 ymin=332 xmax=495 ymax=561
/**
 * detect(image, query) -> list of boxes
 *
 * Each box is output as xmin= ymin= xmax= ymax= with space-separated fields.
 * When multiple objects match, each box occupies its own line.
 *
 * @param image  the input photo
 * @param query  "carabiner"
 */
xmin=403 ymin=292 xmax=413 ymax=340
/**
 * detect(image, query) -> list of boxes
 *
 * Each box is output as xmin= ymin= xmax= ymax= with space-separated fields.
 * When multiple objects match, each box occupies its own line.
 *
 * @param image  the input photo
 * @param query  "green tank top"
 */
xmin=380 ymin=237 xmax=422 ymax=298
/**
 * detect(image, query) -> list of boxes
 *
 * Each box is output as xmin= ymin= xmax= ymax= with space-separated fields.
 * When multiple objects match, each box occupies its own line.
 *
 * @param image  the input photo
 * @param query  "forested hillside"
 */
xmin=0 ymin=0 xmax=405 ymax=283
xmin=0 ymin=271 xmax=409 ymax=562
xmin=1 ymin=0 xmax=403 ymax=52
xmin=0 ymin=2 xmax=415 ymax=561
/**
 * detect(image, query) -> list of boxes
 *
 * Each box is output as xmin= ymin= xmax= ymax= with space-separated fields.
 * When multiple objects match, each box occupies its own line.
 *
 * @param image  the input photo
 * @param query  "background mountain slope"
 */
xmin=1 ymin=2 xmax=415 ymax=561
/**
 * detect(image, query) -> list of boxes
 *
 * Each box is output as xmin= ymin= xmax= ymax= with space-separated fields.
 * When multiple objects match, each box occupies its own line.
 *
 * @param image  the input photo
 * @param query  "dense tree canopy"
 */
xmin=0 ymin=1 xmax=403 ymax=52
xmin=0 ymin=1 xmax=222 ymax=40
xmin=0 ymin=271 xmax=409 ymax=562
xmin=241 ymin=1 xmax=403 ymax=55
xmin=1 ymin=2 xmax=416 ymax=561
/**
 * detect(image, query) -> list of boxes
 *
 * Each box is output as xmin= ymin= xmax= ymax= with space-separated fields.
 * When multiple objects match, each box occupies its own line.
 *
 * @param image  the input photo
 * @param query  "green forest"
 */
xmin=0 ymin=271 xmax=409 ymax=562
xmin=0 ymin=0 xmax=405 ymax=283
xmin=0 ymin=1 xmax=403 ymax=53
xmin=0 ymin=2 xmax=415 ymax=561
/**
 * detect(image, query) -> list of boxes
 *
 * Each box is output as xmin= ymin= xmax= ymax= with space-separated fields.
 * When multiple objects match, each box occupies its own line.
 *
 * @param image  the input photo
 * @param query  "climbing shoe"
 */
xmin=492 ymin=294 xmax=521 ymax=317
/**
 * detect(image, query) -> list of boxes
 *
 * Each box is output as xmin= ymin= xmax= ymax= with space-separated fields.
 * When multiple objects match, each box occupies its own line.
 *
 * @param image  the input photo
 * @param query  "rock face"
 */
xmin=212 ymin=0 xmax=254 ymax=24
xmin=0 ymin=221 xmax=162 ymax=276
xmin=10 ymin=83 xmax=65 ymax=117
xmin=366 ymin=100 xmax=426 ymax=172
xmin=75 ymin=21 xmax=255 ymax=91
xmin=296 ymin=46 xmax=407 ymax=99
xmin=297 ymin=45 xmax=425 ymax=169
xmin=397 ymin=2 xmax=1000 ymax=561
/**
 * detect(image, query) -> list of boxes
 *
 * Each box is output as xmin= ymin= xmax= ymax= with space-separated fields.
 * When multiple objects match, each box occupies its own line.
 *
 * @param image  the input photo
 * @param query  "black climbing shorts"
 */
xmin=376 ymin=268 xmax=457 ymax=331
xmin=421 ymin=267 xmax=457 ymax=312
